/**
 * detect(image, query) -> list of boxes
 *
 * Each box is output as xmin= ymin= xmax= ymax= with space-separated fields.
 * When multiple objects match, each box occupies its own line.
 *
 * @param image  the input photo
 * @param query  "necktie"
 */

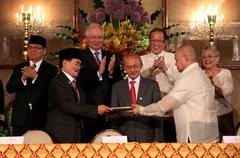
xmin=72 ymin=79 xmax=80 ymax=104
xmin=94 ymin=52 xmax=100 ymax=65
xmin=130 ymin=80 xmax=136 ymax=104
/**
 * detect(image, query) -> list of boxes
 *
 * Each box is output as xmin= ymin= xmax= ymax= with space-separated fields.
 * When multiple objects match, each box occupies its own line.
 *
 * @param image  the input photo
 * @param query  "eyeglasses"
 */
xmin=150 ymin=39 xmax=165 ymax=43
xmin=201 ymin=55 xmax=219 ymax=59
xmin=88 ymin=35 xmax=104 ymax=40
xmin=28 ymin=45 xmax=44 ymax=50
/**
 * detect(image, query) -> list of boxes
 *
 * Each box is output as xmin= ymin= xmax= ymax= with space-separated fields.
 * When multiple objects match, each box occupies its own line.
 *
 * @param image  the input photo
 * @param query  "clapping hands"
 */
xmin=154 ymin=56 xmax=167 ymax=72
xmin=21 ymin=65 xmax=38 ymax=81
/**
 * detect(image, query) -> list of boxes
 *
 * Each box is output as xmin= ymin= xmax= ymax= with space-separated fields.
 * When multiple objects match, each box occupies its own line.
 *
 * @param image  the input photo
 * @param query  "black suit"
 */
xmin=46 ymin=71 xmax=98 ymax=143
xmin=0 ymin=81 xmax=4 ymax=128
xmin=77 ymin=48 xmax=120 ymax=142
xmin=111 ymin=77 xmax=161 ymax=142
xmin=6 ymin=60 xmax=58 ymax=136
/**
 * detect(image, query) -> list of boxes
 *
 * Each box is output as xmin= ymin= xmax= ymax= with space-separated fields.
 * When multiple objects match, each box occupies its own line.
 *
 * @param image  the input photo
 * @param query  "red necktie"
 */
xmin=72 ymin=79 xmax=80 ymax=104
xmin=94 ymin=52 xmax=100 ymax=65
xmin=130 ymin=80 xmax=136 ymax=104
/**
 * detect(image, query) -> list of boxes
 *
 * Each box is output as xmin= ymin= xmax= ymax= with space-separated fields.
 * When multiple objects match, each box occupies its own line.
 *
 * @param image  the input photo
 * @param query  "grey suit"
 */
xmin=110 ymin=76 xmax=161 ymax=142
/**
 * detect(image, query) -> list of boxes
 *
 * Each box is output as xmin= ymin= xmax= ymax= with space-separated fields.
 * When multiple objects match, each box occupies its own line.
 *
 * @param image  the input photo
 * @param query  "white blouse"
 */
xmin=212 ymin=68 xmax=233 ymax=115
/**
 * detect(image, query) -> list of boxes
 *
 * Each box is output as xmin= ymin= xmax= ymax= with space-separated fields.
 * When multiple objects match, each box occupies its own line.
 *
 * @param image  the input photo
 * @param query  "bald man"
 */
xmin=132 ymin=44 xmax=219 ymax=143
xmin=110 ymin=53 xmax=161 ymax=142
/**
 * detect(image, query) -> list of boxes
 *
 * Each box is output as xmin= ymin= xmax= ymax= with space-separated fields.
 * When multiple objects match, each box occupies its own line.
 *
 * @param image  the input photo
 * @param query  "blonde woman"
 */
xmin=201 ymin=46 xmax=234 ymax=136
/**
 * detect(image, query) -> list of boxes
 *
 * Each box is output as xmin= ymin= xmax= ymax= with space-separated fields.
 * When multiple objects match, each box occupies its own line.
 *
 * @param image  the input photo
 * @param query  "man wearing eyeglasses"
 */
xmin=6 ymin=35 xmax=58 ymax=136
xmin=141 ymin=28 xmax=179 ymax=96
xmin=77 ymin=23 xmax=121 ymax=142
xmin=140 ymin=28 xmax=180 ymax=142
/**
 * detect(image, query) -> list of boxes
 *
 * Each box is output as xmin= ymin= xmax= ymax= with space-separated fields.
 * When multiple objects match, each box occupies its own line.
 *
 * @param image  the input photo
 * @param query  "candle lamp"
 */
xmin=207 ymin=15 xmax=217 ymax=46
xmin=190 ymin=5 xmax=224 ymax=43
xmin=22 ymin=12 xmax=31 ymax=61
xmin=15 ymin=5 xmax=45 ymax=61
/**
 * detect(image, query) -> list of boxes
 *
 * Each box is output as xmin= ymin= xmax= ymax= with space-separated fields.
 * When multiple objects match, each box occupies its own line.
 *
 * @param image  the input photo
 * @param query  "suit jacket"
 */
xmin=6 ymin=60 xmax=58 ymax=134
xmin=111 ymin=76 xmax=161 ymax=142
xmin=45 ymin=71 xmax=98 ymax=143
xmin=76 ymin=48 xmax=121 ymax=142
xmin=77 ymin=48 xmax=120 ymax=105
xmin=0 ymin=81 xmax=4 ymax=127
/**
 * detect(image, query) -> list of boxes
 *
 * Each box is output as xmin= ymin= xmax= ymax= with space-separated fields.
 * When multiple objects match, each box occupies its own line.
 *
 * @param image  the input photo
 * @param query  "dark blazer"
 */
xmin=77 ymin=48 xmax=120 ymax=105
xmin=0 ymin=81 xmax=4 ymax=127
xmin=45 ymin=71 xmax=98 ymax=143
xmin=6 ymin=60 xmax=58 ymax=135
xmin=111 ymin=76 xmax=161 ymax=142
xmin=76 ymin=48 xmax=121 ymax=142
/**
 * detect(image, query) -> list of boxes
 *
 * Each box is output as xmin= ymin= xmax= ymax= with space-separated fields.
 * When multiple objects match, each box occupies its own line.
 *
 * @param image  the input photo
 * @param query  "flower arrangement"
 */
xmin=79 ymin=0 xmax=161 ymax=53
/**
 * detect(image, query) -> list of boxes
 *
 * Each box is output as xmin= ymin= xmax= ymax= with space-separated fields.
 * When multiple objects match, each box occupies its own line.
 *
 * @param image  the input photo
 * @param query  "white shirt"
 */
xmin=62 ymin=70 xmax=75 ymax=83
xmin=30 ymin=60 xmax=43 ymax=72
xmin=141 ymin=63 xmax=219 ymax=143
xmin=140 ymin=50 xmax=179 ymax=94
xmin=89 ymin=48 xmax=102 ymax=61
xmin=212 ymin=68 xmax=233 ymax=115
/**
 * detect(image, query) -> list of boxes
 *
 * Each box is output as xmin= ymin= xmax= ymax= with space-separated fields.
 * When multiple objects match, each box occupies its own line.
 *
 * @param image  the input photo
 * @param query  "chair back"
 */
xmin=23 ymin=130 xmax=53 ymax=144
xmin=234 ymin=122 xmax=240 ymax=136
xmin=91 ymin=129 xmax=126 ymax=143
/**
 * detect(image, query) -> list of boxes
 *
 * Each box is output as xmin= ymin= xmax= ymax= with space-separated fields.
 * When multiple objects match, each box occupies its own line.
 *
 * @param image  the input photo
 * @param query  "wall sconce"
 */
xmin=15 ymin=5 xmax=45 ymax=60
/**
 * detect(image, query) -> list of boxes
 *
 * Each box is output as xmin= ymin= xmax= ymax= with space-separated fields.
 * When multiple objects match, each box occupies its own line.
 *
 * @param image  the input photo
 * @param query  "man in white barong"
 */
xmin=131 ymin=44 xmax=219 ymax=143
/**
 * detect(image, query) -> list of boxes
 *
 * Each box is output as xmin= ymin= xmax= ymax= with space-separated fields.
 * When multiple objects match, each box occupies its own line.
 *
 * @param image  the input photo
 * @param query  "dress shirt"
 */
xmin=62 ymin=70 xmax=75 ymax=83
xmin=140 ymin=50 xmax=179 ymax=94
xmin=128 ymin=75 xmax=140 ymax=99
xmin=141 ymin=63 xmax=219 ymax=143
xmin=89 ymin=48 xmax=103 ymax=81
xmin=212 ymin=69 xmax=233 ymax=115
xmin=30 ymin=60 xmax=43 ymax=72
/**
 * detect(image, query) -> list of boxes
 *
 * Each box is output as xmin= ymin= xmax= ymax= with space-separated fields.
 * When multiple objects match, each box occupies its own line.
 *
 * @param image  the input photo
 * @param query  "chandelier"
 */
xmin=189 ymin=5 xmax=224 ymax=44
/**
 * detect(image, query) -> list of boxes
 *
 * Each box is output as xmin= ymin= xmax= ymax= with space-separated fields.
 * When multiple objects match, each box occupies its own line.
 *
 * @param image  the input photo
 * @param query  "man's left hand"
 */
xmin=155 ymin=56 xmax=167 ymax=72
xmin=108 ymin=54 xmax=115 ymax=75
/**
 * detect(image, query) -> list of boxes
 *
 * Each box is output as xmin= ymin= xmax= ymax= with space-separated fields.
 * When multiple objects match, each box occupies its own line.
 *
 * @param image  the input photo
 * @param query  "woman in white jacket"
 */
xmin=201 ymin=46 xmax=234 ymax=137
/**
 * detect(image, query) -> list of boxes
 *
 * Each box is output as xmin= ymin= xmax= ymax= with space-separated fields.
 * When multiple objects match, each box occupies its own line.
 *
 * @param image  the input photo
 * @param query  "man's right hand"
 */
xmin=98 ymin=56 xmax=106 ymax=75
xmin=97 ymin=105 xmax=112 ymax=114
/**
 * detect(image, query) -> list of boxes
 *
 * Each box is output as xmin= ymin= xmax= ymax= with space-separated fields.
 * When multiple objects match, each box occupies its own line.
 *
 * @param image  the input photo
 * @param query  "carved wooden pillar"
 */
xmin=73 ymin=0 xmax=79 ymax=31
xmin=162 ymin=0 xmax=167 ymax=28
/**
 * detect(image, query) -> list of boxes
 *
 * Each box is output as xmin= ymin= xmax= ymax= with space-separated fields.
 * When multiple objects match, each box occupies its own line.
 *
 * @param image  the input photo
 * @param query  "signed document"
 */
xmin=111 ymin=106 xmax=132 ymax=111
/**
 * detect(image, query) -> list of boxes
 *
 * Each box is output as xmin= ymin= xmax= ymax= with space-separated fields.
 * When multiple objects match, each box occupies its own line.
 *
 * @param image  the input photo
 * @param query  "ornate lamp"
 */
xmin=22 ymin=12 xmax=31 ymax=61
xmin=207 ymin=15 xmax=217 ymax=46
xmin=16 ymin=5 xmax=45 ymax=61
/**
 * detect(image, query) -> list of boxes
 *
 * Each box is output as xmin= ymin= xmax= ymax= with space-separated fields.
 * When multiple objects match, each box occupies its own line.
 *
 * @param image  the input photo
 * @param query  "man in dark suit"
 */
xmin=46 ymin=48 xmax=111 ymax=143
xmin=6 ymin=35 xmax=58 ymax=136
xmin=0 ymin=80 xmax=4 ymax=133
xmin=110 ymin=53 xmax=161 ymax=142
xmin=77 ymin=23 xmax=120 ymax=142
